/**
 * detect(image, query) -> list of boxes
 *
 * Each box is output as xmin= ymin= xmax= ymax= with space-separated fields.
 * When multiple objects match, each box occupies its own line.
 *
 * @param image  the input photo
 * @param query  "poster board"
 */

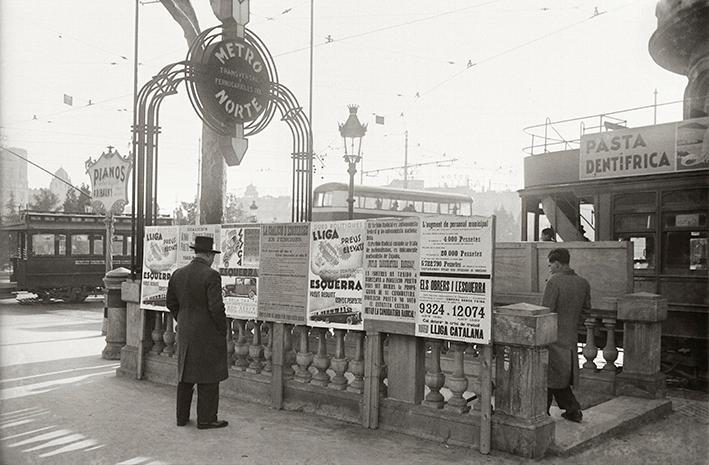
xmin=140 ymin=225 xmax=179 ymax=311
xmin=257 ymin=223 xmax=310 ymax=324
xmin=219 ymin=224 xmax=260 ymax=319
xmin=415 ymin=216 xmax=495 ymax=344
xmin=307 ymin=220 xmax=366 ymax=330
xmin=363 ymin=217 xmax=420 ymax=334
xmin=178 ymin=224 xmax=221 ymax=269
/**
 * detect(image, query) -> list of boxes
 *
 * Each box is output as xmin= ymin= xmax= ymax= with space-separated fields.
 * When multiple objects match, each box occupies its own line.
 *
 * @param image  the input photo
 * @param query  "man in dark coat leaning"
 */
xmin=166 ymin=236 xmax=229 ymax=429
xmin=542 ymin=247 xmax=591 ymax=423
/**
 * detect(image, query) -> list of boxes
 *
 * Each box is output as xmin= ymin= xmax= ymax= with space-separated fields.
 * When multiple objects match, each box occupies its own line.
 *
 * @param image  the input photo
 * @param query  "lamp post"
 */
xmin=338 ymin=105 xmax=367 ymax=220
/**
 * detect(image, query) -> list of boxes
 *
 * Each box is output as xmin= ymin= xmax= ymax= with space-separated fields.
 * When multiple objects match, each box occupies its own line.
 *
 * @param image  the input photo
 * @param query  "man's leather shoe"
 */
xmin=197 ymin=420 xmax=228 ymax=430
xmin=176 ymin=419 xmax=190 ymax=427
xmin=561 ymin=410 xmax=583 ymax=423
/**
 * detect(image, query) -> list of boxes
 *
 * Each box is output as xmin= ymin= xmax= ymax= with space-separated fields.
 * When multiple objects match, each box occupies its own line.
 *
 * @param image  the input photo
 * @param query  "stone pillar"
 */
xmin=616 ymin=292 xmax=667 ymax=398
xmin=491 ymin=303 xmax=557 ymax=459
xmin=116 ymin=279 xmax=145 ymax=378
xmin=102 ymin=267 xmax=131 ymax=360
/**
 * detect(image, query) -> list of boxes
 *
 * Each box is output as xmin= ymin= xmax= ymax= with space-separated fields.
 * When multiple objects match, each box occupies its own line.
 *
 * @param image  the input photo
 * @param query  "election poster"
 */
xmin=307 ymin=220 xmax=366 ymax=330
xmin=140 ymin=225 xmax=179 ymax=311
xmin=219 ymin=224 xmax=260 ymax=319
xmin=363 ymin=217 xmax=419 ymax=325
xmin=177 ymin=224 xmax=221 ymax=269
xmin=258 ymin=223 xmax=310 ymax=324
xmin=415 ymin=216 xmax=495 ymax=344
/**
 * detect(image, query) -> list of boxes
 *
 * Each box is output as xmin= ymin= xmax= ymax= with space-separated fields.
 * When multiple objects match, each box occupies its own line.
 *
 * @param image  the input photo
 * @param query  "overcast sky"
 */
xmin=0 ymin=0 xmax=687 ymax=212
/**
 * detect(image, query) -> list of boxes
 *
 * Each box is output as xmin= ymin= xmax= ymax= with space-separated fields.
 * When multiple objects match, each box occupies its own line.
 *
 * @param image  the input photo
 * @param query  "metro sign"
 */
xmin=84 ymin=147 xmax=132 ymax=214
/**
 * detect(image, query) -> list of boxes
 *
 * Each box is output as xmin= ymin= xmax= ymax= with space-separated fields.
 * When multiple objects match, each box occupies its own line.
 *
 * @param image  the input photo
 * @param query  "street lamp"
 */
xmin=338 ymin=105 xmax=367 ymax=219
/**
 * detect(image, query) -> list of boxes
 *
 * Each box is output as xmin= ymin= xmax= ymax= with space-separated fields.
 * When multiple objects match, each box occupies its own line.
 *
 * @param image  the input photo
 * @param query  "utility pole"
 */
xmin=653 ymin=88 xmax=658 ymax=124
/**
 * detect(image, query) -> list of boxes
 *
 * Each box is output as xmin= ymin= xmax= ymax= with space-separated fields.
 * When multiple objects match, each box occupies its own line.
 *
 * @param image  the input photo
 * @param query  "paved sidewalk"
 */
xmin=1 ymin=361 xmax=708 ymax=465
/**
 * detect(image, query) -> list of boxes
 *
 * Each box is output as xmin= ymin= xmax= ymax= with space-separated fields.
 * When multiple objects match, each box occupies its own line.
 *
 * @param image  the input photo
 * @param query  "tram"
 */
xmin=312 ymin=182 xmax=474 ymax=221
xmin=519 ymin=116 xmax=709 ymax=387
xmin=3 ymin=211 xmax=171 ymax=302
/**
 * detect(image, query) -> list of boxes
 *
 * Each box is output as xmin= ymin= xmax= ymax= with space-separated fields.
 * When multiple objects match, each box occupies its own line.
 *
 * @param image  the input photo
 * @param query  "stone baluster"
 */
xmin=233 ymin=319 xmax=250 ymax=371
xmin=582 ymin=317 xmax=599 ymax=370
xmin=262 ymin=322 xmax=273 ymax=373
xmin=226 ymin=318 xmax=235 ymax=366
xmin=423 ymin=339 xmax=445 ymax=409
xmin=329 ymin=329 xmax=348 ymax=390
xmin=616 ymin=293 xmax=668 ymax=398
xmin=162 ymin=314 xmax=175 ymax=357
xmin=311 ymin=328 xmax=331 ymax=386
xmin=283 ymin=324 xmax=295 ymax=379
xmin=602 ymin=317 xmax=618 ymax=372
xmin=150 ymin=312 xmax=165 ymax=355
xmin=445 ymin=341 xmax=470 ymax=413
xmin=347 ymin=331 xmax=365 ymax=393
xmin=294 ymin=326 xmax=313 ymax=383
xmin=247 ymin=321 xmax=264 ymax=373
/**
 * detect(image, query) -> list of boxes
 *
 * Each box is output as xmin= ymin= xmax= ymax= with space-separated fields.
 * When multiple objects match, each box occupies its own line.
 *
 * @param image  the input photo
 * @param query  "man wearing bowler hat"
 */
xmin=166 ymin=236 xmax=229 ymax=429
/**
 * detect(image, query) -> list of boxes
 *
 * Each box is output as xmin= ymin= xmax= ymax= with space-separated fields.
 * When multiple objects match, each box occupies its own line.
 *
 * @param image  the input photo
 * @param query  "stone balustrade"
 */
xmin=117 ymin=280 xmax=668 ymax=459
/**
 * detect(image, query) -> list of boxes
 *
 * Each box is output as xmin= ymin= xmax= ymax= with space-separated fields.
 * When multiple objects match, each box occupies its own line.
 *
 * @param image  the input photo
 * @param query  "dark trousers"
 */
xmin=176 ymin=381 xmax=219 ymax=424
xmin=547 ymin=386 xmax=581 ymax=414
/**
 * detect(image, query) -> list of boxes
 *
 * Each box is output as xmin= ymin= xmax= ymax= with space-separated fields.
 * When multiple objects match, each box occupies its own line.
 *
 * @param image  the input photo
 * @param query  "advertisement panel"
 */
xmin=140 ymin=225 xmax=179 ymax=311
xmin=307 ymin=220 xmax=366 ymax=330
xmin=257 ymin=223 xmax=310 ymax=324
xmin=580 ymin=117 xmax=709 ymax=180
xmin=415 ymin=216 xmax=494 ymax=344
xmin=178 ymin=224 xmax=221 ymax=269
xmin=219 ymin=224 xmax=260 ymax=319
xmin=363 ymin=217 xmax=419 ymax=324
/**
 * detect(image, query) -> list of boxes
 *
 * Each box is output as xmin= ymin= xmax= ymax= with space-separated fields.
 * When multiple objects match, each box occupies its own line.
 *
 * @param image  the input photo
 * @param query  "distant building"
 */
xmin=0 ymin=146 xmax=29 ymax=216
xmin=49 ymin=167 xmax=71 ymax=207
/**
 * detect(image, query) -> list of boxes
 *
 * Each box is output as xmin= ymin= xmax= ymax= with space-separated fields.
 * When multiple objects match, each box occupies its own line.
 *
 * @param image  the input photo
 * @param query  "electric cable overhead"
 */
xmin=1 ymin=146 xmax=92 ymax=200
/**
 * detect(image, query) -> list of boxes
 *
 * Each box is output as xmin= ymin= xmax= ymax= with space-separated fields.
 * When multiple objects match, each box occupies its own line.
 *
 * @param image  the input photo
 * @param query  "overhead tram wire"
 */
xmin=273 ymin=0 xmax=504 ymax=58
xmin=0 ymin=147 xmax=92 ymax=200
xmin=417 ymin=2 xmax=636 ymax=98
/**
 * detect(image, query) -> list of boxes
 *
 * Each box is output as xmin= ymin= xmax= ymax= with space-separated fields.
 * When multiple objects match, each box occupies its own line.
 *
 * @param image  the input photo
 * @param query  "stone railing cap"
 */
xmin=106 ymin=267 xmax=131 ymax=278
xmin=495 ymin=302 xmax=549 ymax=316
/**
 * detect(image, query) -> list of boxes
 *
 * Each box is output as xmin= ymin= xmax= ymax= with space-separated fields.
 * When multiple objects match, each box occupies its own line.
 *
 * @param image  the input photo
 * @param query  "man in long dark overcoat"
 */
xmin=166 ymin=236 xmax=229 ymax=429
xmin=542 ymin=247 xmax=591 ymax=423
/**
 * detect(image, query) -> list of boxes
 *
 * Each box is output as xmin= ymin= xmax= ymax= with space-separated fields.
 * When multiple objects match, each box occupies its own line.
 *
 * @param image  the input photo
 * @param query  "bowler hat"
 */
xmin=189 ymin=236 xmax=221 ymax=254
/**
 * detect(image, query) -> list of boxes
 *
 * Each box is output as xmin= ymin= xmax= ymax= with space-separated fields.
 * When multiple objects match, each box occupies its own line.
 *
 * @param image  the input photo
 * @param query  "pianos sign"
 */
xmin=84 ymin=147 xmax=132 ymax=214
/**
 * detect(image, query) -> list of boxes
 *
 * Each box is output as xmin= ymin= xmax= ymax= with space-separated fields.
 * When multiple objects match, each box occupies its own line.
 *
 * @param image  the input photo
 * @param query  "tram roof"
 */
xmin=314 ymin=182 xmax=474 ymax=202
xmin=1 ymin=211 xmax=171 ymax=231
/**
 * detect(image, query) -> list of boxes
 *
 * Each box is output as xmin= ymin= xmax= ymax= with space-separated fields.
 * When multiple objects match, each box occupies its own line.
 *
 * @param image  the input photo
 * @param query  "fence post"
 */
xmin=616 ymin=292 xmax=667 ymax=398
xmin=491 ymin=302 xmax=557 ymax=459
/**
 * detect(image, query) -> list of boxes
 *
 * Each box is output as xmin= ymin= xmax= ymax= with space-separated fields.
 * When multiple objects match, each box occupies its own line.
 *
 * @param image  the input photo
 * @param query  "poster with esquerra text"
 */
xmin=307 ymin=220 xmax=366 ymax=330
xmin=140 ymin=225 xmax=179 ymax=311
xmin=415 ymin=216 xmax=494 ymax=344
xmin=219 ymin=224 xmax=260 ymax=319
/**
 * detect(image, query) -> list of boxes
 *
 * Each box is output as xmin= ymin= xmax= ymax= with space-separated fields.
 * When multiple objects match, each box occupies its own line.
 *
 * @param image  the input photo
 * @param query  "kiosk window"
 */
xmin=92 ymin=234 xmax=104 ymax=256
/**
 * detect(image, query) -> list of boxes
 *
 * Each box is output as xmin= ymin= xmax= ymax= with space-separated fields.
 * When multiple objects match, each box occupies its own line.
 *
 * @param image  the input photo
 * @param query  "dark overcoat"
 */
xmin=542 ymin=268 xmax=591 ymax=389
xmin=166 ymin=256 xmax=228 ymax=384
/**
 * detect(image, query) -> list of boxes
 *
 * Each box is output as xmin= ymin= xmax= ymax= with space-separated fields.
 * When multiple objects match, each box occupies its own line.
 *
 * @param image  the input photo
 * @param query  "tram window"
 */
xmin=423 ymin=202 xmax=437 ymax=214
xmin=614 ymin=192 xmax=656 ymax=211
xmin=663 ymin=231 xmax=708 ymax=272
xmin=617 ymin=235 xmax=655 ymax=270
xmin=92 ymin=234 xmax=104 ymax=256
xmin=32 ymin=234 xmax=56 ymax=256
xmin=72 ymin=235 xmax=90 ymax=255
xmin=459 ymin=203 xmax=472 ymax=216
xmin=616 ymin=214 xmax=656 ymax=232
xmin=112 ymin=235 xmax=124 ymax=255
xmin=662 ymin=188 xmax=708 ymax=210
xmin=664 ymin=212 xmax=707 ymax=228
xmin=57 ymin=234 xmax=67 ymax=255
